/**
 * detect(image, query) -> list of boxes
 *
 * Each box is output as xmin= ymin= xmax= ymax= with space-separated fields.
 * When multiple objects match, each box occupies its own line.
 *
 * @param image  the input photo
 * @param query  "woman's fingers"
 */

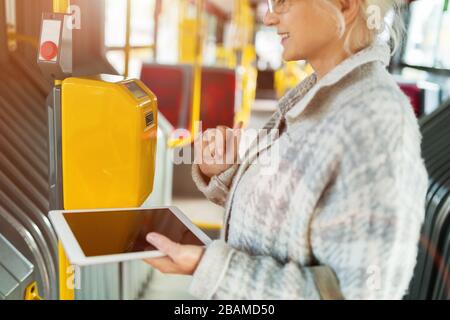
xmin=222 ymin=124 xmax=242 ymax=163
xmin=198 ymin=129 xmax=215 ymax=165
xmin=144 ymin=233 xmax=181 ymax=273
xmin=146 ymin=233 xmax=180 ymax=259
xmin=216 ymin=125 xmax=242 ymax=163
xmin=198 ymin=124 xmax=243 ymax=169
xmin=215 ymin=126 xmax=228 ymax=158
xmin=144 ymin=233 xmax=205 ymax=275
xmin=208 ymin=140 xmax=217 ymax=158
xmin=202 ymin=128 xmax=225 ymax=163
xmin=202 ymin=140 xmax=215 ymax=165
xmin=144 ymin=256 xmax=179 ymax=274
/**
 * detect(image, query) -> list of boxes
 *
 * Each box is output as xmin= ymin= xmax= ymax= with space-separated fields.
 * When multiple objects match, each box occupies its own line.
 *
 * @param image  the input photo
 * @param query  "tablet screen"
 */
xmin=63 ymin=208 xmax=204 ymax=257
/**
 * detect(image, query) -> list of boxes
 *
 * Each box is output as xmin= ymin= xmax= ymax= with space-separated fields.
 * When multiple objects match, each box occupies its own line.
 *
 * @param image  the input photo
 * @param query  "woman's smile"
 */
xmin=278 ymin=32 xmax=290 ymax=46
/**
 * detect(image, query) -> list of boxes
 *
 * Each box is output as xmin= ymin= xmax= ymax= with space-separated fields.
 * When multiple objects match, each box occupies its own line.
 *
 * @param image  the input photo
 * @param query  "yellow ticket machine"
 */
xmin=50 ymin=76 xmax=158 ymax=300
xmin=61 ymin=75 xmax=158 ymax=210
xmin=38 ymin=7 xmax=158 ymax=300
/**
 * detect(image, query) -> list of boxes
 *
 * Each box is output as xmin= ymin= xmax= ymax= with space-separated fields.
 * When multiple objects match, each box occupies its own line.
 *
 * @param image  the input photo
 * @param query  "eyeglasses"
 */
xmin=267 ymin=0 xmax=291 ymax=14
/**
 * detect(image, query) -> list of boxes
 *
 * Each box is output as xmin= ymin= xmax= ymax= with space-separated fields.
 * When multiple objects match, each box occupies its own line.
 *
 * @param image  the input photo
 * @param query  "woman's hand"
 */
xmin=195 ymin=122 xmax=243 ymax=179
xmin=143 ymin=233 xmax=205 ymax=275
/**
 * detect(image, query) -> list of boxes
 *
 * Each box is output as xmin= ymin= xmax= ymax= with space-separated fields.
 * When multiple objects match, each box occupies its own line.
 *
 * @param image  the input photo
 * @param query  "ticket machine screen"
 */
xmin=124 ymin=82 xmax=147 ymax=100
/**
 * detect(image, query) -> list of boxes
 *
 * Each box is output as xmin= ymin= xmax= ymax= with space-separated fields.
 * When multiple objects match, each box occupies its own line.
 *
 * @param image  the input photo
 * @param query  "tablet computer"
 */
xmin=49 ymin=207 xmax=212 ymax=266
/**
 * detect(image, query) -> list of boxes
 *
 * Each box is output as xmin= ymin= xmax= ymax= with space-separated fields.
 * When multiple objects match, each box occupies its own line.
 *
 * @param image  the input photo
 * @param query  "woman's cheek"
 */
xmin=283 ymin=35 xmax=308 ymax=61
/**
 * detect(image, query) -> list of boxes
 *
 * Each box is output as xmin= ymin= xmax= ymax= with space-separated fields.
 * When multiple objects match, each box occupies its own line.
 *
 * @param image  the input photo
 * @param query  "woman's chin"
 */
xmin=282 ymin=53 xmax=292 ymax=62
xmin=282 ymin=52 xmax=302 ymax=62
xmin=282 ymin=48 xmax=305 ymax=62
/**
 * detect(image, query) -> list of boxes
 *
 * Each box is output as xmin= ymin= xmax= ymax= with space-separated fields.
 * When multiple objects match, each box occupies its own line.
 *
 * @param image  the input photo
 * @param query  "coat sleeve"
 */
xmin=189 ymin=240 xmax=344 ymax=300
xmin=191 ymin=164 xmax=240 ymax=207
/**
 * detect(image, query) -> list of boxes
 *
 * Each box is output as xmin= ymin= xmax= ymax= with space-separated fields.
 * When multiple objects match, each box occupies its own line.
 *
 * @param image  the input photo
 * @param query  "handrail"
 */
xmin=231 ymin=0 xmax=256 ymax=127
xmin=53 ymin=0 xmax=70 ymax=14
xmin=168 ymin=0 xmax=205 ymax=148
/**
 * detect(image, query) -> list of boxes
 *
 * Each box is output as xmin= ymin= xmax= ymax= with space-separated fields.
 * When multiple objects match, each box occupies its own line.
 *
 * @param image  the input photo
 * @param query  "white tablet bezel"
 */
xmin=49 ymin=206 xmax=212 ymax=267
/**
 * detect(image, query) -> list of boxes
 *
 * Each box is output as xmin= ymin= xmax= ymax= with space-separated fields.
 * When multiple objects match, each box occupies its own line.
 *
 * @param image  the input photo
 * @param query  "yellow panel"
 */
xmin=53 ymin=0 xmax=70 ymax=13
xmin=62 ymin=75 xmax=158 ymax=210
xmin=24 ymin=281 xmax=43 ymax=300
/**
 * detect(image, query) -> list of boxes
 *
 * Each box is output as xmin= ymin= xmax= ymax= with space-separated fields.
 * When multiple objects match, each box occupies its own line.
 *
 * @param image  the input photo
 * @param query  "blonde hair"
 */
xmin=317 ymin=0 xmax=406 ymax=54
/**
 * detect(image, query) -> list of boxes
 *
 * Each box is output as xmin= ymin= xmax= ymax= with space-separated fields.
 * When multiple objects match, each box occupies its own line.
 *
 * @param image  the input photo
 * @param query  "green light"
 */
xmin=445 ymin=0 xmax=449 ymax=12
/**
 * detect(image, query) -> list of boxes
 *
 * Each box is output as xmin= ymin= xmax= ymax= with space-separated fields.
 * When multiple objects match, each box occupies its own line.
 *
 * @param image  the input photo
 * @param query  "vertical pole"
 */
xmin=232 ymin=0 xmax=243 ymax=121
xmin=190 ymin=0 xmax=204 ymax=142
xmin=53 ymin=0 xmax=75 ymax=301
xmin=124 ymin=0 xmax=131 ymax=77
xmin=53 ymin=0 xmax=70 ymax=14
xmin=177 ymin=0 xmax=187 ymax=63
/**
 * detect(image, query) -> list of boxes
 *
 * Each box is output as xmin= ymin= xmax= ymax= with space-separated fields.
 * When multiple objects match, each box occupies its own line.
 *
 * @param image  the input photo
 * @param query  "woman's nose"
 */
xmin=263 ymin=11 xmax=279 ymax=26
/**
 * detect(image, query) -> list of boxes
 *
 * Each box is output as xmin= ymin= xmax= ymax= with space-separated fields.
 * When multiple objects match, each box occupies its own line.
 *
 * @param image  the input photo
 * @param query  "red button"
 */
xmin=40 ymin=41 xmax=58 ymax=61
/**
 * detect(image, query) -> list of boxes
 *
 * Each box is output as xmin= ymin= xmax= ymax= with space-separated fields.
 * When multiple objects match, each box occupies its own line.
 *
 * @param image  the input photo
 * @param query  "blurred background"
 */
xmin=0 ymin=0 xmax=449 ymax=300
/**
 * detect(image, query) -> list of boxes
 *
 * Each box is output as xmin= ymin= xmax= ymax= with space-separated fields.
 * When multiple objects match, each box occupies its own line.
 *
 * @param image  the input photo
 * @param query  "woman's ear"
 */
xmin=337 ymin=0 xmax=363 ymax=25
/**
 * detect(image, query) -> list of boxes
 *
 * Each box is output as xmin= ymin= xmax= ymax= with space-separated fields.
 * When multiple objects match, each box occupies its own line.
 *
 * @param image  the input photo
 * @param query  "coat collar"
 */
xmin=284 ymin=42 xmax=392 ymax=122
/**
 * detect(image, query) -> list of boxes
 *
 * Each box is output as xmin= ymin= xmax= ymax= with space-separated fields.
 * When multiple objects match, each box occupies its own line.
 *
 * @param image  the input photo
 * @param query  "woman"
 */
xmin=144 ymin=0 xmax=428 ymax=299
